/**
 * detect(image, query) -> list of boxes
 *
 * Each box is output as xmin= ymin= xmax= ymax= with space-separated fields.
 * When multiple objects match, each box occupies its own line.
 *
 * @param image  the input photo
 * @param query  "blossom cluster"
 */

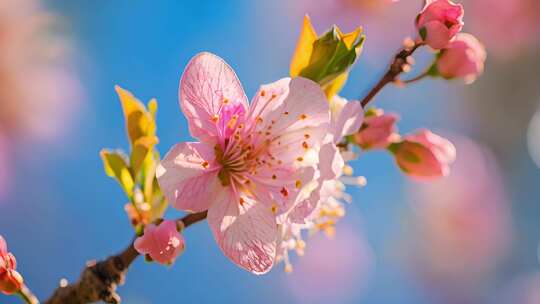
xmin=131 ymin=0 xmax=481 ymax=275
xmin=416 ymin=0 xmax=486 ymax=83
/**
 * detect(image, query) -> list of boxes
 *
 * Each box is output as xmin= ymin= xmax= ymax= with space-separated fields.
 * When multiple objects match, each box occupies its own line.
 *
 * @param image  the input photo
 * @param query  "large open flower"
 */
xmin=157 ymin=52 xmax=331 ymax=274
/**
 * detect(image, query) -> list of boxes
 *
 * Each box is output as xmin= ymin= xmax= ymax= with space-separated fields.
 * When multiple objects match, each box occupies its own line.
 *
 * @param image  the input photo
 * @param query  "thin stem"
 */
xmin=44 ymin=211 xmax=208 ymax=304
xmin=360 ymin=41 xmax=423 ymax=108
xmin=17 ymin=285 xmax=39 ymax=304
xmin=401 ymin=70 xmax=429 ymax=84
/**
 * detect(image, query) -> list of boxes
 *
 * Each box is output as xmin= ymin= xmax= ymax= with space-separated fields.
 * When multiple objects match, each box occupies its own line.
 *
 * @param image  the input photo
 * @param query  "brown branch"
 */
xmin=360 ymin=41 xmax=423 ymax=108
xmin=44 ymin=211 xmax=208 ymax=304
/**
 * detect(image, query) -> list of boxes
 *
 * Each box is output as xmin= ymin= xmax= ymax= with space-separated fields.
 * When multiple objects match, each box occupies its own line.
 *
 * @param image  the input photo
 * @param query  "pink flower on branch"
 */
xmin=416 ymin=0 xmax=464 ymax=49
xmin=391 ymin=129 xmax=456 ymax=179
xmin=354 ymin=108 xmax=399 ymax=150
xmin=436 ymin=33 xmax=486 ymax=84
xmin=134 ymin=220 xmax=185 ymax=265
xmin=157 ymin=52 xmax=333 ymax=274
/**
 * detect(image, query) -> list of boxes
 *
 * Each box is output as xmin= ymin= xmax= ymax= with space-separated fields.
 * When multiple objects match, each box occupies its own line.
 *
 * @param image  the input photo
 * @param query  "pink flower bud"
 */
xmin=0 ymin=268 xmax=23 ymax=295
xmin=392 ymin=129 xmax=456 ymax=179
xmin=416 ymin=0 xmax=464 ymax=49
xmin=134 ymin=220 xmax=185 ymax=265
xmin=0 ymin=236 xmax=23 ymax=295
xmin=354 ymin=109 xmax=400 ymax=150
xmin=436 ymin=33 xmax=487 ymax=84
xmin=0 ymin=236 xmax=6 ymax=254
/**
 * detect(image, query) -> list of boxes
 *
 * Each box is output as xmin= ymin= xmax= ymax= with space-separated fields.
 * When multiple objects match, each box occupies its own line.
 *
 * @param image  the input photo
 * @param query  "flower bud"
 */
xmin=416 ymin=0 xmax=464 ymax=49
xmin=0 ymin=236 xmax=23 ymax=295
xmin=134 ymin=220 xmax=185 ymax=265
xmin=0 ymin=267 xmax=23 ymax=295
xmin=355 ymin=108 xmax=400 ymax=150
xmin=390 ymin=129 xmax=456 ymax=179
xmin=290 ymin=15 xmax=365 ymax=98
xmin=436 ymin=33 xmax=486 ymax=84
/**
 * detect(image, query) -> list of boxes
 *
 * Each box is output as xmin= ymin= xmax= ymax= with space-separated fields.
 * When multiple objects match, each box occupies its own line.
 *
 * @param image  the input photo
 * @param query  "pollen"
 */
xmin=223 ymin=98 xmax=230 ymax=104
xmin=227 ymin=114 xmax=239 ymax=129
xmin=201 ymin=161 xmax=209 ymax=168
xmin=302 ymin=141 xmax=309 ymax=149
xmin=271 ymin=93 xmax=277 ymax=99
xmin=239 ymin=197 xmax=245 ymax=206
xmin=272 ymin=174 xmax=277 ymax=180
xmin=256 ymin=116 xmax=263 ymax=124
xmin=211 ymin=115 xmax=219 ymax=123
xmin=280 ymin=187 xmax=289 ymax=197
xmin=299 ymin=114 xmax=307 ymax=120
xmin=260 ymin=90 xmax=266 ymax=97
xmin=304 ymin=134 xmax=310 ymax=139
xmin=271 ymin=204 xmax=278 ymax=214
xmin=295 ymin=180 xmax=302 ymax=188
xmin=296 ymin=157 xmax=303 ymax=162
xmin=283 ymin=111 xmax=289 ymax=115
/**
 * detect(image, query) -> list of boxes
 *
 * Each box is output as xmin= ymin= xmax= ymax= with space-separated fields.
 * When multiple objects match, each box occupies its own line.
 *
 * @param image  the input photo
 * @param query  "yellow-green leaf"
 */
xmin=115 ymin=85 xmax=156 ymax=145
xmin=290 ymin=15 xmax=318 ymax=77
xmin=130 ymin=136 xmax=159 ymax=177
xmin=100 ymin=149 xmax=135 ymax=198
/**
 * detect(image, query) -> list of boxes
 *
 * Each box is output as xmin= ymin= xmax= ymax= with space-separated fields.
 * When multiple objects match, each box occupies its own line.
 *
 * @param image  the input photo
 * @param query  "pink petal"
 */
xmin=423 ymin=21 xmax=452 ymax=49
xmin=180 ymin=52 xmax=248 ymax=143
xmin=332 ymin=100 xmax=364 ymax=142
xmin=319 ymin=142 xmax=344 ymax=180
xmin=248 ymin=77 xmax=330 ymax=143
xmin=134 ymin=221 xmax=185 ymax=265
xmin=249 ymin=166 xmax=316 ymax=215
xmin=207 ymin=192 xmax=277 ymax=274
xmin=157 ymin=142 xmax=223 ymax=212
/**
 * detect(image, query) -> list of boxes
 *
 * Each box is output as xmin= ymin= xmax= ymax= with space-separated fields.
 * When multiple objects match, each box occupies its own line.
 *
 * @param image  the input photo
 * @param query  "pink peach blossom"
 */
xmin=286 ymin=95 xmax=363 ymax=225
xmin=0 ymin=235 xmax=23 ymax=295
xmin=134 ymin=220 xmax=185 ymax=265
xmin=416 ymin=0 xmax=464 ymax=49
xmin=437 ymin=33 xmax=487 ymax=84
xmin=393 ymin=129 xmax=456 ymax=179
xmin=157 ymin=52 xmax=331 ymax=274
xmin=354 ymin=109 xmax=399 ymax=150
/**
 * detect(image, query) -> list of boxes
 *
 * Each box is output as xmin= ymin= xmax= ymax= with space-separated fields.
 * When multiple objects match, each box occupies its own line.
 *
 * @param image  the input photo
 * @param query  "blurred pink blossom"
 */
xmin=437 ymin=33 xmax=486 ymax=84
xmin=134 ymin=220 xmax=185 ymax=265
xmin=284 ymin=223 xmax=373 ymax=303
xmin=402 ymin=136 xmax=512 ymax=298
xmin=503 ymin=273 xmax=540 ymax=304
xmin=465 ymin=0 xmax=540 ymax=60
xmin=0 ymin=0 xmax=82 ymax=142
xmin=0 ymin=132 xmax=10 ymax=200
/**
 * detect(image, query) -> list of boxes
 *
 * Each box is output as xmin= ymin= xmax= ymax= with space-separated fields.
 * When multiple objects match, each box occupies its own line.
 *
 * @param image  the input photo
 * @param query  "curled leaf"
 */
xmin=100 ymin=149 xmax=135 ymax=198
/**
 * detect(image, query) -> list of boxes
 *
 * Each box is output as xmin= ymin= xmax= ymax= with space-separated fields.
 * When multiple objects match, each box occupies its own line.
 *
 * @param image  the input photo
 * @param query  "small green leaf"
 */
xmin=419 ymin=27 xmax=427 ymax=41
xmin=100 ymin=149 xmax=135 ymax=198
xmin=427 ymin=63 xmax=440 ymax=77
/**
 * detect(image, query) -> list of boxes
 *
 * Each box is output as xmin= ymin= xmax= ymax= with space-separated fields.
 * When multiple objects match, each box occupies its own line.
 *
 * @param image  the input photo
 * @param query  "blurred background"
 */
xmin=1 ymin=0 xmax=539 ymax=303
